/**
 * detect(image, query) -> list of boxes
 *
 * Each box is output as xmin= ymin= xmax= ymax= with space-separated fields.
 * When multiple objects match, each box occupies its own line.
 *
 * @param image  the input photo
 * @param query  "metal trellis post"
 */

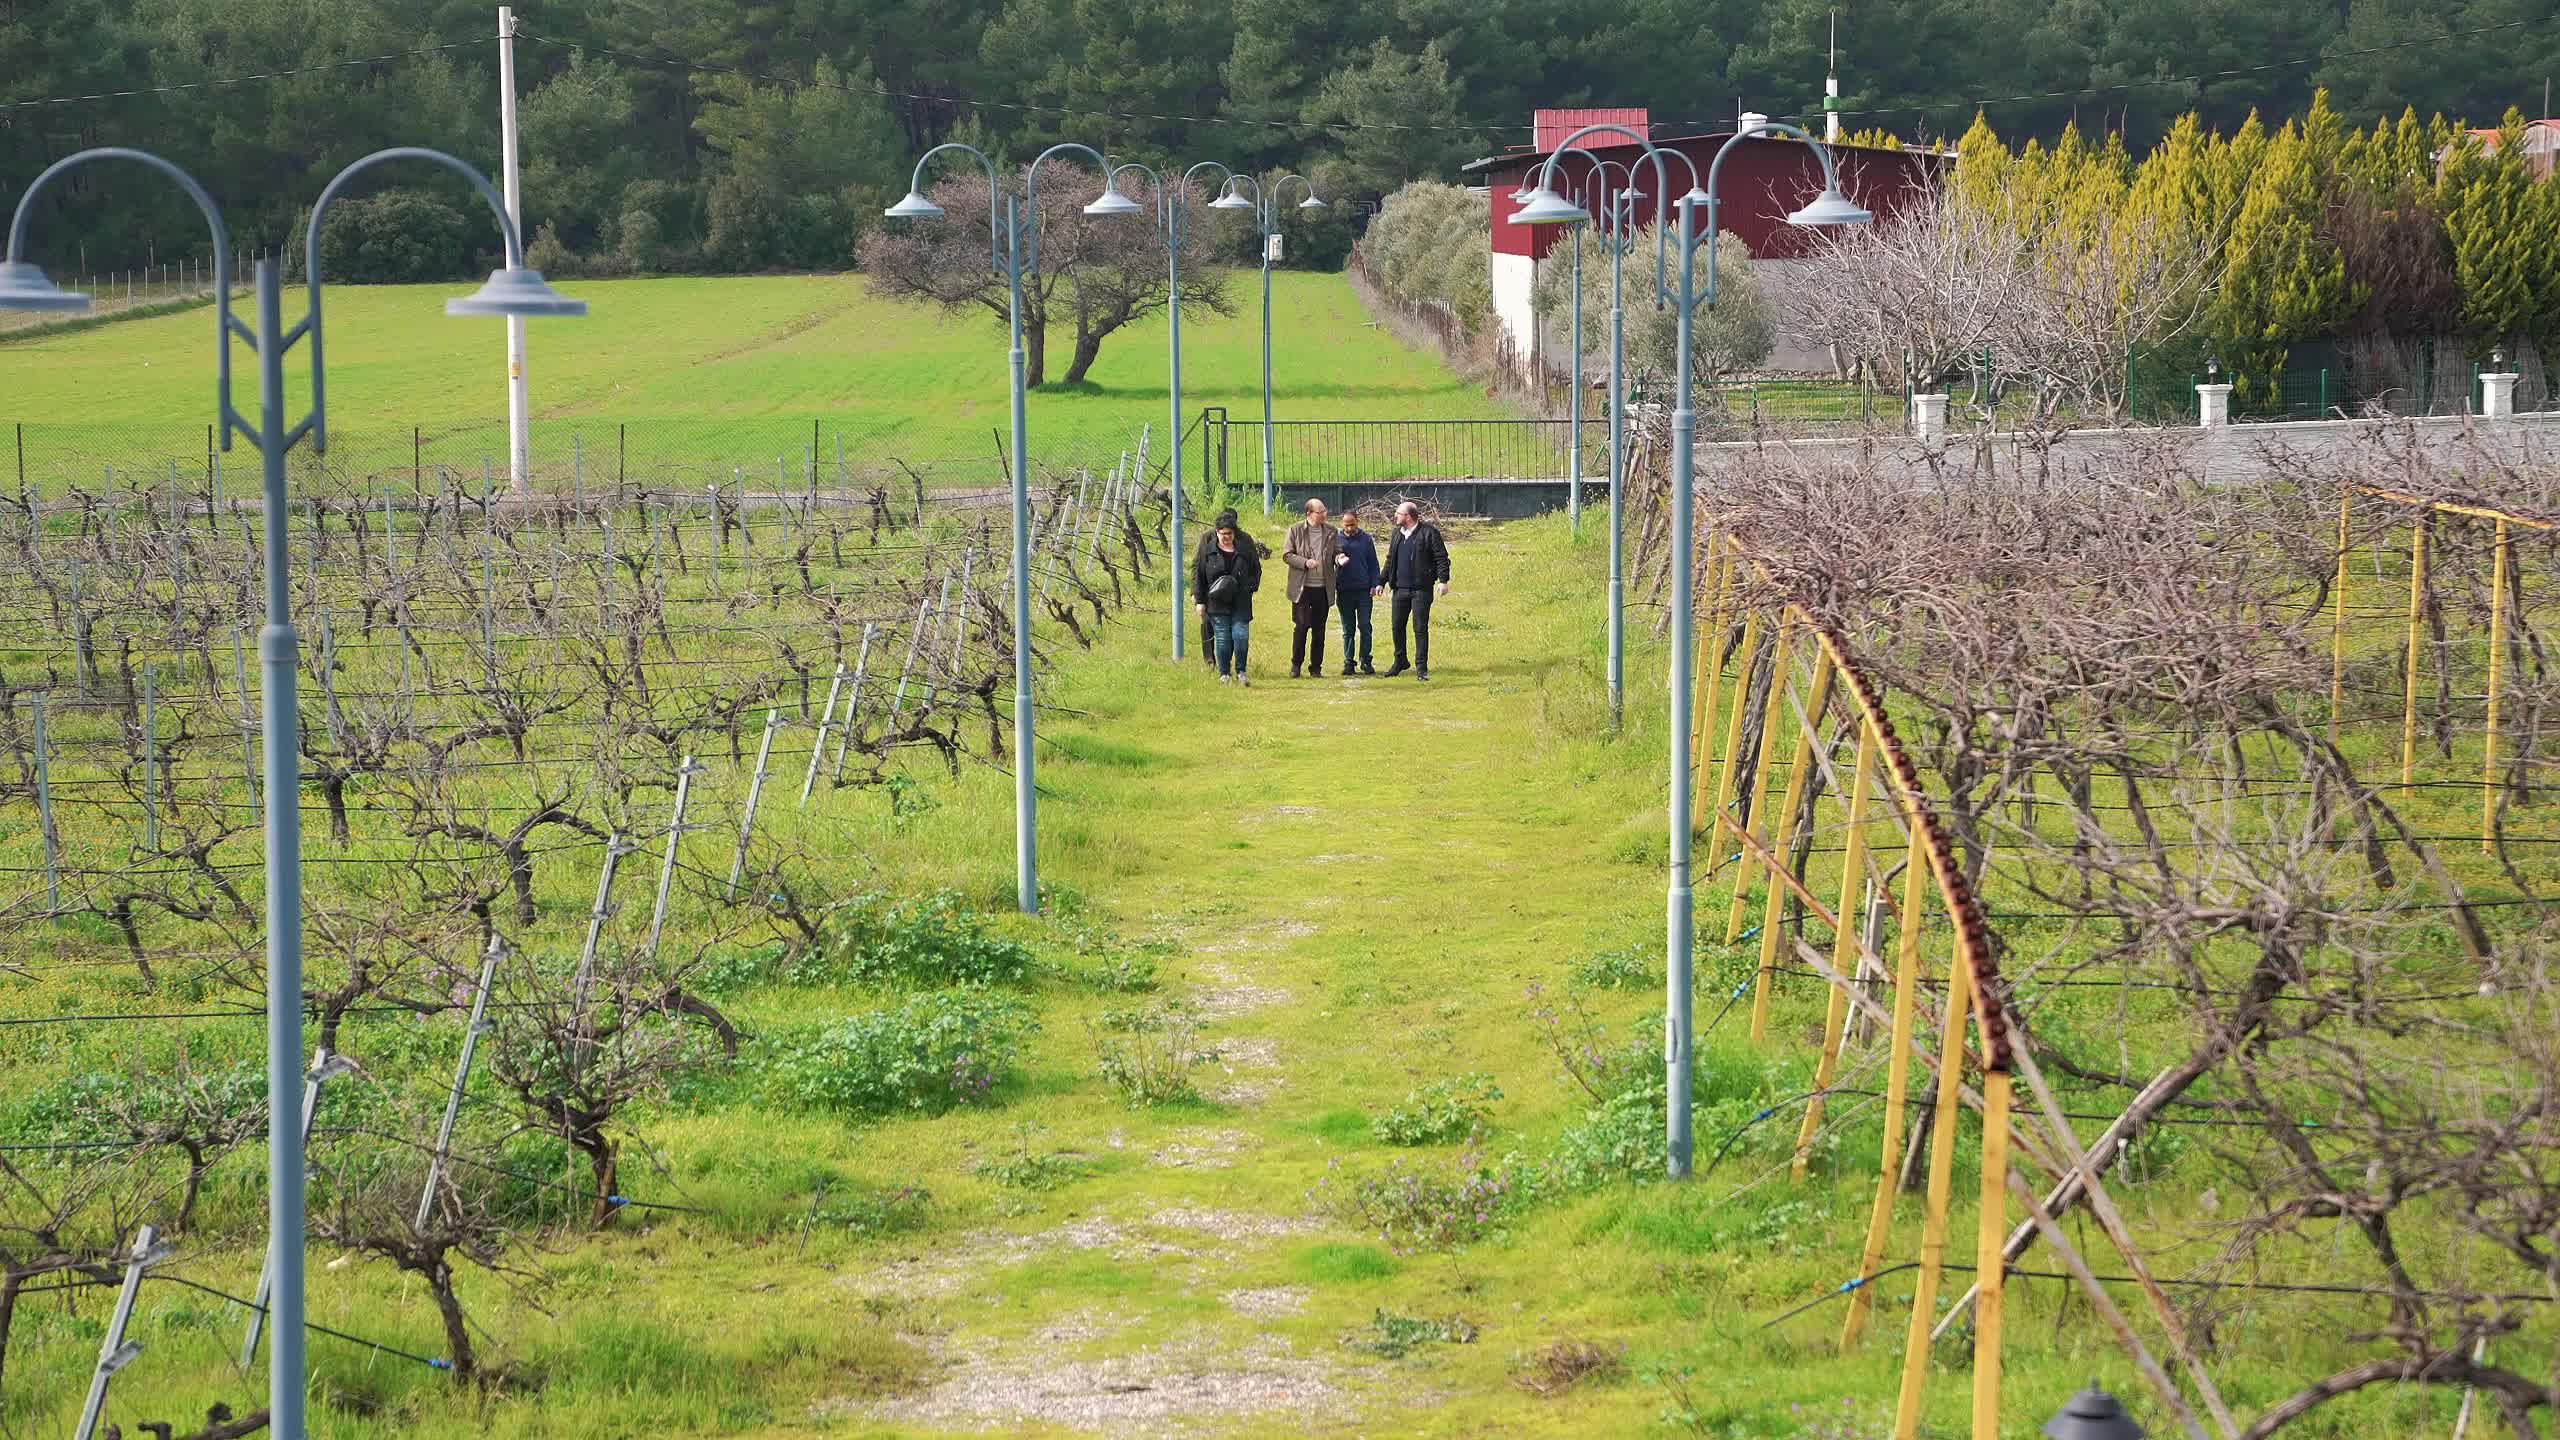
xmin=830 ymin=622 xmax=878 ymax=783
xmin=75 ymin=1224 xmax=164 ymax=1440
xmin=416 ymin=935 xmax=502 ymax=1229
xmin=728 ymin=710 xmax=781 ymax=899
xmin=642 ymin=757 xmax=698 ymax=964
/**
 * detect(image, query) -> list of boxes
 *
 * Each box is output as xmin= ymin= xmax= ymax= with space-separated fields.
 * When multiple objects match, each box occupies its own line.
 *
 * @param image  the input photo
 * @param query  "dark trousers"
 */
xmin=1290 ymin=590 xmax=1329 ymax=672
xmin=1200 ymin=613 xmax=1216 ymax=667
xmin=1336 ymin=590 xmax=1374 ymax=669
xmin=1391 ymin=587 xmax=1434 ymax=672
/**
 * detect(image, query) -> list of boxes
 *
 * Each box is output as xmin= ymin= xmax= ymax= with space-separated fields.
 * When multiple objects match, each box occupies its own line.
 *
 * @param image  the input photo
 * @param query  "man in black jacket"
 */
xmin=1379 ymin=501 xmax=1451 ymax=681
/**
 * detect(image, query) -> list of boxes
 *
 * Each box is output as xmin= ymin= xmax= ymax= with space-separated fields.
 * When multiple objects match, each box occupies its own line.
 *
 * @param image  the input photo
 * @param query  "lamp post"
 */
xmin=1518 ymin=119 xmax=1869 ymax=1177
xmin=1209 ymin=173 xmax=1325 ymax=515
xmin=885 ymin=144 xmax=1144 ymax=913
xmin=1120 ymin=158 xmax=1235 ymax=662
xmin=2 ymin=145 xmax=584 ymax=1440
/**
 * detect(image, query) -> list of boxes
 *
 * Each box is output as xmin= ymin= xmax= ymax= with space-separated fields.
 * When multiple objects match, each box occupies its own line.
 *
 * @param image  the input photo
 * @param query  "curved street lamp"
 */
xmin=1211 ymin=172 xmax=1325 ymax=515
xmin=1113 ymin=158 xmax=1236 ymax=664
xmin=2 ymin=145 xmax=583 ymax=1440
xmin=886 ymin=142 xmax=1141 ymax=914
xmin=1517 ymin=119 xmax=1868 ymax=1179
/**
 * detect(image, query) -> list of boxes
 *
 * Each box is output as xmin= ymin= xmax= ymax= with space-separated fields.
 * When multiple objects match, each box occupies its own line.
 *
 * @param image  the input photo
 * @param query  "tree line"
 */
xmin=6 ymin=0 xmax=2560 ymax=280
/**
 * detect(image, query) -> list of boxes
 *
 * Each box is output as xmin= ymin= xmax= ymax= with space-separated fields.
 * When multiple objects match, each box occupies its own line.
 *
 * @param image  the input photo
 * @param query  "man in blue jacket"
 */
xmin=1333 ymin=507 xmax=1382 ymax=675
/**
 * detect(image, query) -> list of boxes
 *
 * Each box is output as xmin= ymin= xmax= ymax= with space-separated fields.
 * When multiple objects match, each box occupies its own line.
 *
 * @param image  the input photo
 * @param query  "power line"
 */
xmin=6 ymin=38 xmax=501 ymax=110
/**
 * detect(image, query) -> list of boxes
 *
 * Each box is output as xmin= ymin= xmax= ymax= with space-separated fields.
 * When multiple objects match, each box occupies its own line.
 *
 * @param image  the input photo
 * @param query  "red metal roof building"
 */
xmin=1464 ymin=109 xmax=1949 ymax=374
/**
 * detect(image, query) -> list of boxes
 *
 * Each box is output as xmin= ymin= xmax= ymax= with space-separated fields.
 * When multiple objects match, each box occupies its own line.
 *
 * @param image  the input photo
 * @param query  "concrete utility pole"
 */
xmin=499 ymin=6 xmax=531 ymax=491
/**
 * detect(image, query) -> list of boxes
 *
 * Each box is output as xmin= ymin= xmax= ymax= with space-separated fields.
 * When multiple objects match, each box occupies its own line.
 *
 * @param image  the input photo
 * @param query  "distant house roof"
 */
xmin=1531 ymin=107 xmax=1651 ymax=154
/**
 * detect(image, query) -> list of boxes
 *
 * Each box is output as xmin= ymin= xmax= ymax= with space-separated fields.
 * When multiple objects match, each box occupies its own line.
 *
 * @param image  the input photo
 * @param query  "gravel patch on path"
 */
xmin=847 ymin=1334 xmax=1349 ymax=1436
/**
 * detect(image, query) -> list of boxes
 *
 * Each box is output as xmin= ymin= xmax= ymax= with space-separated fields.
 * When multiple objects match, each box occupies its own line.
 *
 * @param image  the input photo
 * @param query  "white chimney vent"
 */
xmin=1737 ymin=111 xmax=1770 ymax=132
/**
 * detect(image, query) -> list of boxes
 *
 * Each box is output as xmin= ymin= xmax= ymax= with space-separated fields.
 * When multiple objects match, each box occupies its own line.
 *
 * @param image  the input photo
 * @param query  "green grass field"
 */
xmin=2 ymin=271 xmax=1513 ymax=493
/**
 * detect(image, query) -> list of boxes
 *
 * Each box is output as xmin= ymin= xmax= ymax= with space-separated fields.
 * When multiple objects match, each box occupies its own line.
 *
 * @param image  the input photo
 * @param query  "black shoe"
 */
xmin=1417 ymin=670 xmax=1431 ymax=682
xmin=1361 ymin=662 xmax=1376 ymax=675
xmin=1290 ymin=665 xmax=1302 ymax=679
xmin=1383 ymin=662 xmax=1409 ymax=677
xmin=1340 ymin=666 xmax=1355 ymax=677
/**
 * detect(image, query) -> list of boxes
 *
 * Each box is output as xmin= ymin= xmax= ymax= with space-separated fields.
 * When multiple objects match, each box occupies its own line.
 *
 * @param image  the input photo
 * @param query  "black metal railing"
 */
xmin=1194 ymin=408 xmax=1609 ymax=490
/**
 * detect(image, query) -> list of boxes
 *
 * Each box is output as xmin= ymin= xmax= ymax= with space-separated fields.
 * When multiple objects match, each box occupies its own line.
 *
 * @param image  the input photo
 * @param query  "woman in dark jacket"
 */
xmin=1192 ymin=507 xmax=1262 ymax=683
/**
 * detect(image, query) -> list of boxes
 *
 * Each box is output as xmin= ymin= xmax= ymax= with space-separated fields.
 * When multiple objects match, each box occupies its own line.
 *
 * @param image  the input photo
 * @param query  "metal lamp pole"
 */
xmin=887 ymin=144 xmax=1145 ymax=912
xmin=1517 ymin=120 xmax=1868 ymax=1178
xmin=1211 ymin=174 xmax=1324 ymax=515
xmin=2 ymin=146 xmax=585 ymax=1439
xmin=1129 ymin=158 xmax=1234 ymax=661
xmin=1603 ymin=181 xmax=1640 ymax=728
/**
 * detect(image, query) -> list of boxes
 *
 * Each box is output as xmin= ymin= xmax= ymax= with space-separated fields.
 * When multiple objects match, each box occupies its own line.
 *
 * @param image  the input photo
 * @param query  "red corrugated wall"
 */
xmin=1533 ymin=108 xmax=1651 ymax=153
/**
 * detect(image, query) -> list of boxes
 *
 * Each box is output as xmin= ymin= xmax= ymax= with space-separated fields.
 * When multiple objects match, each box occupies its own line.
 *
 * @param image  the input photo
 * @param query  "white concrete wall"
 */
xmin=1490 ymin=250 xmax=1538 ymax=379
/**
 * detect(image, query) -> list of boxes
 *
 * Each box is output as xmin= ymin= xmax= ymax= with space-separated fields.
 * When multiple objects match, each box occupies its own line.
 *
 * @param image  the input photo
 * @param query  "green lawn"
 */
xmin=2 ymin=271 xmax=1510 ymax=494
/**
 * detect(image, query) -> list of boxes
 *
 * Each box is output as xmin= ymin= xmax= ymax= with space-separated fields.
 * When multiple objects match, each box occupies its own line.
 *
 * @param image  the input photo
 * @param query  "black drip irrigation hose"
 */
xmin=151 ymin=1271 xmax=454 ymax=1369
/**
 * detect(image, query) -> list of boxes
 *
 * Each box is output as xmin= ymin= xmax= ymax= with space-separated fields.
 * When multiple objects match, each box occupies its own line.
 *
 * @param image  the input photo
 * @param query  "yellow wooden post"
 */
xmin=1891 ymin=955 xmax=1972 ymax=1439
xmin=1706 ymin=610 xmax=1763 ymax=880
xmin=2330 ymin=489 xmax=2352 ymax=742
xmin=2402 ymin=512 xmax=2428 ymax=792
xmin=2484 ymin=518 xmax=2508 ymax=852
xmin=1726 ymin=625 xmax=1795 ymax=944
xmin=1793 ymin=723 xmax=1875 ymax=1179
xmin=1750 ymin=655 xmax=1833 ymax=1042
xmin=1843 ymin=837 xmax=1932 ymax=1350
xmin=1971 ymin=1066 xmax=2013 ymax=1440
xmin=1694 ymin=546 xmax=1732 ymax=832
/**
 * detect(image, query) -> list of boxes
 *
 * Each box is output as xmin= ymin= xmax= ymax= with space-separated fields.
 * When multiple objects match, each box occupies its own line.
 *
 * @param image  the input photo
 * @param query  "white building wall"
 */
xmin=1490 ymin=250 xmax=1538 ymax=379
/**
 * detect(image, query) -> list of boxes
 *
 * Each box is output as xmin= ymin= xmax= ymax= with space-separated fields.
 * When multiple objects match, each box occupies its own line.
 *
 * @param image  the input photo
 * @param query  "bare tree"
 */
xmin=861 ymin=168 xmax=1234 ymax=386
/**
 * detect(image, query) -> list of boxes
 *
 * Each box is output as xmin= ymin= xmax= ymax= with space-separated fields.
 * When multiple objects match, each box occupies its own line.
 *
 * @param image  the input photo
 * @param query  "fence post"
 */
xmin=572 ymin=431 xmax=583 ymax=513
xmin=481 ymin=460 xmax=498 ymax=681
xmin=141 ymin=664 xmax=159 ymax=852
xmin=946 ymin=550 xmax=976 ymax=672
xmin=617 ymin=421 xmax=626 ymax=489
xmin=33 ymin=693 xmax=58 ymax=910
xmin=643 ymin=756 xmax=700 ymax=965
xmin=239 ymin=1053 xmax=352 ymax=1368
xmin=831 ymin=622 xmax=879 ymax=783
xmin=728 ymin=710 xmax=781 ymax=899
xmin=416 ymin=934 xmax=502 ymax=1229
xmin=75 ymin=1224 xmax=165 ymax=1440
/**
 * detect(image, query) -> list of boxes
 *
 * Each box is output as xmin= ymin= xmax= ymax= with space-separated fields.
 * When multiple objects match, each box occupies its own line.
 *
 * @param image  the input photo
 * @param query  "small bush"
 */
xmin=1071 ymin=952 xmax=1161 ymax=993
xmin=1571 ymin=944 xmax=1654 ymax=990
xmin=1550 ymin=1088 xmax=1664 ymax=1190
xmin=975 ymin=1122 xmax=1095 ymax=1192
xmin=1372 ymin=1073 xmax=1502 ymax=1146
xmin=803 ymin=891 xmax=1035 ymax=989
xmin=1311 ymin=1146 xmax=1537 ymax=1253
xmin=1088 ymin=1001 xmax=1208 ymax=1107
xmin=1341 ymin=1307 xmax=1480 ymax=1358
xmin=766 ymin=993 xmax=1036 ymax=1114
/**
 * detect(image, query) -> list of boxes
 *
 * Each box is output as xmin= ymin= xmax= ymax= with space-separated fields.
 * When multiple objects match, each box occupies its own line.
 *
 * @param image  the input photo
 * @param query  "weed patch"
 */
xmin=1088 ymin=1000 xmax=1210 ymax=1107
xmin=1342 ymin=1308 xmax=1480 ymax=1359
xmin=1372 ymin=1072 xmax=1502 ymax=1146
xmin=765 ymin=993 xmax=1037 ymax=1113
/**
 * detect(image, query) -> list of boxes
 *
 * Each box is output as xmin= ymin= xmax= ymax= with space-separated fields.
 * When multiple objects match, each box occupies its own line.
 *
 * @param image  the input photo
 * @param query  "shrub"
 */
xmin=803 ymin=890 xmax=1035 ymax=989
xmin=1342 ymin=1308 xmax=1480 ymax=1358
xmin=1088 ymin=1001 xmax=1208 ymax=1107
xmin=766 ymin=993 xmax=1036 ymax=1114
xmin=1311 ymin=1146 xmax=1538 ymax=1252
xmin=1371 ymin=1073 xmax=1502 ymax=1146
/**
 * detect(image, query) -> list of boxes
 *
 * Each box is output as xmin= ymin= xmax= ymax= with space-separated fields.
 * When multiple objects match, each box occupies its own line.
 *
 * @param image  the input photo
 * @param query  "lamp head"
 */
xmin=2493 ymin=343 xmax=2510 ymax=367
xmin=0 ymin=260 xmax=90 ymax=313
xmin=1297 ymin=193 xmax=1326 ymax=210
xmin=1084 ymin=184 xmax=1145 ymax=218
xmin=2205 ymin=354 xmax=2222 ymax=381
xmin=1513 ymin=187 xmax=1591 ymax=226
xmin=1787 ymin=185 xmax=1873 ymax=226
xmin=2042 ymin=1381 xmax=2146 ymax=1440
xmin=884 ymin=189 xmax=944 ymax=220
xmin=445 ymin=267 xmax=587 ymax=319
xmin=1209 ymin=181 xmax=1255 ymax=211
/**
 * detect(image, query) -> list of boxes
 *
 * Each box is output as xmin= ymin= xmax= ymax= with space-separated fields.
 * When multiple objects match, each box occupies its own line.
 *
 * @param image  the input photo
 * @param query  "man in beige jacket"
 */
xmin=1281 ymin=498 xmax=1342 ymax=679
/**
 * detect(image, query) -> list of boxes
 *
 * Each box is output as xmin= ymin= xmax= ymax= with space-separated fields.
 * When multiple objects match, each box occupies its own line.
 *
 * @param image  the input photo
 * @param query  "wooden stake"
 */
xmin=1970 ymin=1067 xmax=2011 ymax=1440
xmin=1794 ymin=722 xmax=1874 ymax=1178
xmin=2402 ymin=512 xmax=2427 ymax=791
xmin=1891 ymin=955 xmax=1971 ymax=1440
xmin=1726 ymin=624 xmax=1793 ymax=945
xmin=1843 ymin=831 xmax=1931 ymax=1349
xmin=2329 ymin=488 xmax=2351 ymax=741
xmin=2483 ymin=517 xmax=2508 ymax=851
xmin=1750 ymin=654 xmax=1833 ymax=1042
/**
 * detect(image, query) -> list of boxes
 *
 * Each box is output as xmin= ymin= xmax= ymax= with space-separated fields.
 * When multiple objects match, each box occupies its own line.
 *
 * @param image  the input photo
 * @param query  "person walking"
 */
xmin=1281 ymin=497 xmax=1341 ymax=679
xmin=1380 ymin=500 xmax=1450 ymax=681
xmin=1334 ymin=507 xmax=1381 ymax=676
xmin=1192 ymin=508 xmax=1262 ymax=684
